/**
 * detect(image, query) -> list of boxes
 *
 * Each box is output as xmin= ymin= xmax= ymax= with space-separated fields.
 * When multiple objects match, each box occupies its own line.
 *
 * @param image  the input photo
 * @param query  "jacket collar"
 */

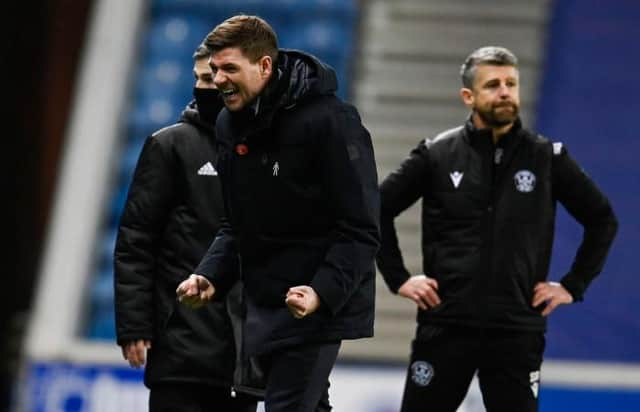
xmin=463 ymin=115 xmax=524 ymax=150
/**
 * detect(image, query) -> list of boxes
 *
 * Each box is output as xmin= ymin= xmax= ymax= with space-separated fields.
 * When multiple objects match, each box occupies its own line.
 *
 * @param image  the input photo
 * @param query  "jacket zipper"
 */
xmin=483 ymin=142 xmax=497 ymax=326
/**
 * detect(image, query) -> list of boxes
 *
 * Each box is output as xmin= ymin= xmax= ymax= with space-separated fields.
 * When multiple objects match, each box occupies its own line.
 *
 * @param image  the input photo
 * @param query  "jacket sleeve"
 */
xmin=114 ymin=136 xmax=176 ymax=346
xmin=193 ymin=216 xmax=240 ymax=299
xmin=376 ymin=140 xmax=430 ymax=293
xmin=309 ymin=104 xmax=381 ymax=316
xmin=552 ymin=143 xmax=618 ymax=301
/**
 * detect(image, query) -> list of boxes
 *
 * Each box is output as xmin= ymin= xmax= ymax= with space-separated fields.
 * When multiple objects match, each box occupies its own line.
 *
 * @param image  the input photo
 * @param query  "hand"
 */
xmin=176 ymin=274 xmax=215 ymax=308
xmin=285 ymin=286 xmax=320 ymax=319
xmin=397 ymin=274 xmax=441 ymax=310
xmin=121 ymin=339 xmax=151 ymax=368
xmin=532 ymin=281 xmax=573 ymax=316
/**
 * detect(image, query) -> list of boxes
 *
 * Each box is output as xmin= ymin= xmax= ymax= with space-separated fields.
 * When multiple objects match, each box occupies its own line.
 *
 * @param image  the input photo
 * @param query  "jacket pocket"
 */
xmin=244 ymin=239 xmax=328 ymax=306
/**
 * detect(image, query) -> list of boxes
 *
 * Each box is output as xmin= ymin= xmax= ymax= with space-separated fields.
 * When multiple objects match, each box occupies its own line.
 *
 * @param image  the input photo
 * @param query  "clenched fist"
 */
xmin=285 ymin=286 xmax=320 ymax=319
xmin=176 ymin=274 xmax=215 ymax=308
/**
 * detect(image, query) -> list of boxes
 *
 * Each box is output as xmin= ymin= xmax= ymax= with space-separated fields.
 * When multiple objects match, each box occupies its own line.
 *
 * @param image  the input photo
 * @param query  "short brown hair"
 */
xmin=460 ymin=46 xmax=518 ymax=89
xmin=205 ymin=15 xmax=278 ymax=63
xmin=192 ymin=43 xmax=210 ymax=61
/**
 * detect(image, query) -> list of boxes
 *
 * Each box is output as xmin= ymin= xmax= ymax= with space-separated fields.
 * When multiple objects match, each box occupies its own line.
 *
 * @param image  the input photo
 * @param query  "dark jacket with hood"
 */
xmin=195 ymin=50 xmax=380 ymax=356
xmin=377 ymin=117 xmax=618 ymax=331
xmin=114 ymin=99 xmax=263 ymax=395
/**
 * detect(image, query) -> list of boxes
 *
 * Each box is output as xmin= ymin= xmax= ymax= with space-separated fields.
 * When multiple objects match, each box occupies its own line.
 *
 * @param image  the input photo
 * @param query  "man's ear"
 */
xmin=460 ymin=87 xmax=474 ymax=108
xmin=259 ymin=56 xmax=273 ymax=78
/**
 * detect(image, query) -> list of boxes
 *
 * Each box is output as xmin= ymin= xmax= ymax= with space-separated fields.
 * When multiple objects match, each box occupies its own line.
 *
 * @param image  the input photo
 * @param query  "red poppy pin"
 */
xmin=235 ymin=144 xmax=249 ymax=155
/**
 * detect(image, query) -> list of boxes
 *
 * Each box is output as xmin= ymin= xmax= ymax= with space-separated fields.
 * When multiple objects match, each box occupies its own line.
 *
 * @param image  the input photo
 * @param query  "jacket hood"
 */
xmin=276 ymin=49 xmax=337 ymax=106
xmin=224 ymin=50 xmax=338 ymax=135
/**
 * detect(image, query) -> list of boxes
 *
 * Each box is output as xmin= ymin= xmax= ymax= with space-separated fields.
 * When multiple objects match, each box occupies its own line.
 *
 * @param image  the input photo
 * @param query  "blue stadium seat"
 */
xmin=86 ymin=309 xmax=116 ymax=340
xmin=144 ymin=14 xmax=211 ymax=60
xmin=128 ymin=94 xmax=188 ymax=132
xmin=134 ymin=58 xmax=195 ymax=103
xmin=107 ymin=178 xmax=130 ymax=227
xmin=118 ymin=136 xmax=146 ymax=178
xmin=153 ymin=0 xmax=292 ymax=23
xmin=280 ymin=0 xmax=357 ymax=20
xmin=284 ymin=20 xmax=353 ymax=56
xmin=99 ymin=229 xmax=118 ymax=267
xmin=92 ymin=269 xmax=115 ymax=306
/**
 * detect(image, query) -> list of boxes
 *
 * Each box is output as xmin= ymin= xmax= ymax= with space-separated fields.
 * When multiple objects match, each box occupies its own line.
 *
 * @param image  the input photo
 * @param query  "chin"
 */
xmin=224 ymin=102 xmax=243 ymax=112
xmin=491 ymin=111 xmax=518 ymax=124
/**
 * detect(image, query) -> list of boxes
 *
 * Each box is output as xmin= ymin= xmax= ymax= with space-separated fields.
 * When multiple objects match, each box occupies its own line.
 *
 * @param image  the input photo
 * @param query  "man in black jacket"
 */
xmin=176 ymin=15 xmax=380 ymax=412
xmin=114 ymin=44 xmax=258 ymax=412
xmin=376 ymin=46 xmax=618 ymax=412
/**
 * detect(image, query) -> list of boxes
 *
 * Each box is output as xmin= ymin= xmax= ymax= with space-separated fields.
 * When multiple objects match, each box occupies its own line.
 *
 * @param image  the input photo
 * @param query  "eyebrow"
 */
xmin=483 ymin=77 xmax=517 ymax=85
xmin=211 ymin=61 xmax=238 ymax=70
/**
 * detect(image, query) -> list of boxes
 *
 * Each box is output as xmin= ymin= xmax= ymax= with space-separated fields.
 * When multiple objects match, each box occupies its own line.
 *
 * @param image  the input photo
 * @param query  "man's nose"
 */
xmin=498 ymin=83 xmax=511 ymax=97
xmin=213 ymin=70 xmax=226 ymax=87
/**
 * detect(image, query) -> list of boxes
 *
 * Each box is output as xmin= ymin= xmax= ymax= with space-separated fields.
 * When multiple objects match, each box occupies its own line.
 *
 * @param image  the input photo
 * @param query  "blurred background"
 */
xmin=4 ymin=0 xmax=639 ymax=411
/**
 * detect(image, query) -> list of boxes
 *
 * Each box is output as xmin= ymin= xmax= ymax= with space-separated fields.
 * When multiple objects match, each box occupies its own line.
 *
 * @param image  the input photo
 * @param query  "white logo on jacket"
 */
xmin=449 ymin=171 xmax=464 ymax=189
xmin=514 ymin=170 xmax=536 ymax=192
xmin=530 ymin=370 xmax=541 ymax=398
xmin=197 ymin=162 xmax=217 ymax=176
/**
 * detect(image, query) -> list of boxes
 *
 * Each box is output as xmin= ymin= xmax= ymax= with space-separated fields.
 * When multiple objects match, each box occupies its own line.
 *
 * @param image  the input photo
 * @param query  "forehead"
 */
xmin=474 ymin=64 xmax=519 ymax=84
xmin=209 ymin=47 xmax=251 ymax=67
xmin=194 ymin=58 xmax=211 ymax=74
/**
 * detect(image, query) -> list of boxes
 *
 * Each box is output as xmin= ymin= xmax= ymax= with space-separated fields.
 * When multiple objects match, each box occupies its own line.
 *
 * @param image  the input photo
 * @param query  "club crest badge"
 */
xmin=514 ymin=170 xmax=536 ymax=193
xmin=410 ymin=361 xmax=434 ymax=387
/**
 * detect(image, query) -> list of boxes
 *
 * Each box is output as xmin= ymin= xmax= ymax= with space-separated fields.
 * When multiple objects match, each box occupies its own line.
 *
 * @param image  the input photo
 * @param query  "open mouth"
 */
xmin=221 ymin=88 xmax=238 ymax=98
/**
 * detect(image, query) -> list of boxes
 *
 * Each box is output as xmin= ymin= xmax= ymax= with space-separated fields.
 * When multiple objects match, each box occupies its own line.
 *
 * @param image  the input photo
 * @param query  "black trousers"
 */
xmin=400 ymin=325 xmax=545 ymax=412
xmin=149 ymin=383 xmax=258 ymax=412
xmin=259 ymin=342 xmax=341 ymax=412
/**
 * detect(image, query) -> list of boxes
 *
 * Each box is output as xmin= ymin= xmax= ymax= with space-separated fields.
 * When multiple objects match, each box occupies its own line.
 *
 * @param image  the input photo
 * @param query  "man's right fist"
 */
xmin=176 ymin=274 xmax=215 ymax=308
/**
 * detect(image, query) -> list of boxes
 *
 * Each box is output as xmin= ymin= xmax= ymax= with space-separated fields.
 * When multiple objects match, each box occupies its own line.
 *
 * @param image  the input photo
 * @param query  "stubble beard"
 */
xmin=476 ymin=102 xmax=519 ymax=128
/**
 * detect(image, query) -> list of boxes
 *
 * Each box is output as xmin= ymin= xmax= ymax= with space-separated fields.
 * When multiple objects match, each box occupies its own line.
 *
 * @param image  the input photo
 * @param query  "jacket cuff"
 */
xmin=560 ymin=275 xmax=585 ymax=302
xmin=116 ymin=332 xmax=152 ymax=347
xmin=310 ymin=271 xmax=349 ymax=316
xmin=208 ymin=272 xmax=237 ymax=301
xmin=387 ymin=271 xmax=411 ymax=294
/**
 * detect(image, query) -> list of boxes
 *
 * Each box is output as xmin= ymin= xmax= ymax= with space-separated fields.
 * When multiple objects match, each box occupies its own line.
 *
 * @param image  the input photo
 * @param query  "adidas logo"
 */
xmin=197 ymin=162 xmax=217 ymax=176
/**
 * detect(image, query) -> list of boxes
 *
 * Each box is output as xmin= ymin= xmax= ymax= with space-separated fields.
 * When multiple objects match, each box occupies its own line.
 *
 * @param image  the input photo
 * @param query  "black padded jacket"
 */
xmin=114 ymin=101 xmax=263 ymax=396
xmin=377 ymin=118 xmax=617 ymax=331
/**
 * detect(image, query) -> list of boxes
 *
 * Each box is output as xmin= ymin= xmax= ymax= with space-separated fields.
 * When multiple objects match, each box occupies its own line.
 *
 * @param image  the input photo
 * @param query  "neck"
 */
xmin=472 ymin=112 xmax=514 ymax=144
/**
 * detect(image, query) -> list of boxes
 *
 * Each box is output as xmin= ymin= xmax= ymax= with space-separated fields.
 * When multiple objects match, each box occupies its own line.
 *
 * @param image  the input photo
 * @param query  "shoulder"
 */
xmin=287 ymin=96 xmax=365 ymax=142
xmin=151 ymin=121 xmax=212 ymax=148
xmin=522 ymin=130 xmax=565 ymax=156
xmin=295 ymin=95 xmax=355 ymax=118
xmin=149 ymin=122 xmax=193 ymax=144
xmin=425 ymin=125 xmax=465 ymax=150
